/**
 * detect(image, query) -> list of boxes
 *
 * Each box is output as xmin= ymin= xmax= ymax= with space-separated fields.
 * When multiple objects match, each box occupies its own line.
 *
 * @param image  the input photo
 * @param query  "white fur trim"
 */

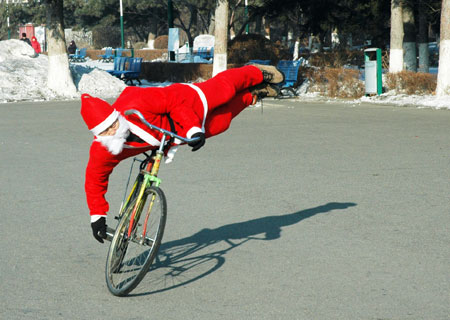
xmin=183 ymin=83 xmax=208 ymax=130
xmin=91 ymin=214 xmax=107 ymax=223
xmin=186 ymin=126 xmax=203 ymax=139
xmin=126 ymin=120 xmax=161 ymax=146
xmin=91 ymin=110 xmax=119 ymax=136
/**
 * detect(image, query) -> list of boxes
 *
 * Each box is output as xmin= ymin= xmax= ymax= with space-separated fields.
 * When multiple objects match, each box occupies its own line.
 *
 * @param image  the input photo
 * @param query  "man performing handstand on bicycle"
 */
xmin=81 ymin=64 xmax=284 ymax=243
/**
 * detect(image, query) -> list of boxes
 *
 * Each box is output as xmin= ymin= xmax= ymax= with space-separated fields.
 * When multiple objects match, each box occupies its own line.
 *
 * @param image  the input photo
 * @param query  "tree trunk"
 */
xmin=208 ymin=11 xmax=215 ymax=34
xmin=264 ymin=17 xmax=271 ymax=40
xmin=389 ymin=0 xmax=404 ymax=73
xmin=418 ymin=0 xmax=429 ymax=72
xmin=437 ymin=0 xmax=450 ymax=95
xmin=213 ymin=0 xmax=229 ymax=77
xmin=403 ymin=3 xmax=417 ymax=71
xmin=229 ymin=0 xmax=242 ymax=40
xmin=255 ymin=14 xmax=262 ymax=35
xmin=45 ymin=0 xmax=77 ymax=97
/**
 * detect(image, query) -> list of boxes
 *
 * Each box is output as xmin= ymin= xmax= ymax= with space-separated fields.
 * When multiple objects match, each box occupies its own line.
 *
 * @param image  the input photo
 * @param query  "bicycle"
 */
xmin=102 ymin=109 xmax=200 ymax=296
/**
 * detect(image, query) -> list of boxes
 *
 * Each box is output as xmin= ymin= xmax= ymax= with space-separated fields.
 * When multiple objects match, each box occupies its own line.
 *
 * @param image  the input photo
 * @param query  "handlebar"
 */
xmin=124 ymin=109 xmax=200 ymax=144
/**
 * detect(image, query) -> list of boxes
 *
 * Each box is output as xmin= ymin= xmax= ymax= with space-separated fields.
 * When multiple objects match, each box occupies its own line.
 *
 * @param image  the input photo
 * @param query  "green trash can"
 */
xmin=364 ymin=48 xmax=382 ymax=95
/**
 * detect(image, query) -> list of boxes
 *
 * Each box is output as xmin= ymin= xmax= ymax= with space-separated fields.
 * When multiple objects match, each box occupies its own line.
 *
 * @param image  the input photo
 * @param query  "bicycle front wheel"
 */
xmin=105 ymin=186 xmax=167 ymax=296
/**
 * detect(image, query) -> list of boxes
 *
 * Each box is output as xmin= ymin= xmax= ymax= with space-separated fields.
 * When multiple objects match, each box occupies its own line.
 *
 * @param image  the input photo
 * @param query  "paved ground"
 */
xmin=0 ymin=98 xmax=449 ymax=320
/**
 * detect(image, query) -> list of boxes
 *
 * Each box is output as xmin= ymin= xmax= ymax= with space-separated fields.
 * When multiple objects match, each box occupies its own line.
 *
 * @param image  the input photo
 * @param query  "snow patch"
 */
xmin=0 ymin=39 xmax=127 ymax=103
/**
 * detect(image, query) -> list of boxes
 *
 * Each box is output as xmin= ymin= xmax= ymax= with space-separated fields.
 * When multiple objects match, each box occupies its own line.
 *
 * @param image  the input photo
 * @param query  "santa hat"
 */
xmin=80 ymin=93 xmax=119 ymax=136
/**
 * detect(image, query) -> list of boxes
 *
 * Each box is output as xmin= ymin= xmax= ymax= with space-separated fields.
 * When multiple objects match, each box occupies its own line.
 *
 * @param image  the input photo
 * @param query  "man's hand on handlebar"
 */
xmin=188 ymin=132 xmax=205 ymax=151
xmin=91 ymin=217 xmax=107 ymax=243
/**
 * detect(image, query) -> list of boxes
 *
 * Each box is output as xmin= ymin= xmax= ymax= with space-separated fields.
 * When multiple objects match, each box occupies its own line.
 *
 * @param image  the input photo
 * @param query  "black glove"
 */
xmin=188 ymin=132 xmax=206 ymax=152
xmin=91 ymin=217 xmax=107 ymax=243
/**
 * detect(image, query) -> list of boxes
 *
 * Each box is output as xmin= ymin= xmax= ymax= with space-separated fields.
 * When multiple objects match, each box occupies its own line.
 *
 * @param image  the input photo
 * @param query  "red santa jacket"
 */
xmin=84 ymin=83 xmax=208 ymax=218
xmin=84 ymin=65 xmax=263 ymax=219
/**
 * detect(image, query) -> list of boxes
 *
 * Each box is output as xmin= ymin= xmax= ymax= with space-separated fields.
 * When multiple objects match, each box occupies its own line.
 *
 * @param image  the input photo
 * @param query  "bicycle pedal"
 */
xmin=114 ymin=216 xmax=120 ymax=220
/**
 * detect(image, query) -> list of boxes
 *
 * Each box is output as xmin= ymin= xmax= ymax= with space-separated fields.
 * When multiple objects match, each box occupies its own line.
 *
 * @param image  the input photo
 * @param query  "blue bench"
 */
xmin=68 ymin=49 xmax=78 ymax=61
xmin=120 ymin=57 xmax=143 ymax=86
xmin=107 ymin=57 xmax=128 ymax=77
xmin=69 ymin=48 xmax=87 ymax=62
xmin=276 ymin=60 xmax=303 ymax=98
xmin=115 ymin=48 xmax=124 ymax=57
xmin=196 ymin=47 xmax=214 ymax=60
xmin=98 ymin=47 xmax=114 ymax=62
xmin=108 ymin=57 xmax=142 ymax=86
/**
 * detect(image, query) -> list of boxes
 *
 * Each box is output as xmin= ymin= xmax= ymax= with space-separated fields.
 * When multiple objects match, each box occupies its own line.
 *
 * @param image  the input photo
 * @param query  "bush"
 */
xmin=308 ymin=50 xmax=364 ymax=68
xmin=385 ymin=71 xmax=436 ymax=95
xmin=304 ymin=67 xmax=365 ymax=98
xmin=133 ymin=42 xmax=147 ymax=49
xmin=154 ymin=35 xmax=168 ymax=49
xmin=227 ymin=33 xmax=291 ymax=64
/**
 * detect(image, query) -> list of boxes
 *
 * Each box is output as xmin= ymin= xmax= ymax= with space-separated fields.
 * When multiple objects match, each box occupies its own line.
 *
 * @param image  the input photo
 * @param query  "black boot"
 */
xmin=250 ymin=64 xmax=285 ymax=84
xmin=250 ymin=83 xmax=280 ymax=102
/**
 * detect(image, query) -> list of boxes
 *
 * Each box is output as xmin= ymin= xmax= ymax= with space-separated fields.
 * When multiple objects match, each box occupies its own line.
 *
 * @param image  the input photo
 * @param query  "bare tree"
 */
xmin=437 ymin=0 xmax=450 ymax=95
xmin=418 ymin=0 xmax=430 ymax=72
xmin=390 ymin=0 xmax=404 ymax=72
xmin=403 ymin=2 xmax=417 ymax=71
xmin=45 ymin=0 xmax=77 ymax=97
xmin=213 ymin=0 xmax=229 ymax=76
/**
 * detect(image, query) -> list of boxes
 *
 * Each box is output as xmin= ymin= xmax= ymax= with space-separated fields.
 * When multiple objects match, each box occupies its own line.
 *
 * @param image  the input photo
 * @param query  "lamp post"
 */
xmin=120 ymin=0 xmax=124 ymax=48
xmin=6 ymin=0 xmax=11 ymax=39
xmin=168 ymin=0 xmax=175 ymax=61
xmin=245 ymin=0 xmax=249 ymax=34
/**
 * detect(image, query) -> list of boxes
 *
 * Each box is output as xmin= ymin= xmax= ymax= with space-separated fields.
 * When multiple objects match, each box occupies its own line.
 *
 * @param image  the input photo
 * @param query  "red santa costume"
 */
xmin=81 ymin=65 xmax=264 ymax=222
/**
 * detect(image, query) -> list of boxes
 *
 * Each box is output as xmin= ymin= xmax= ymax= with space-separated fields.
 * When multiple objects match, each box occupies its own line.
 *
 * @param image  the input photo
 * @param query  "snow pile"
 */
xmin=0 ymin=39 xmax=55 ymax=102
xmin=71 ymin=64 xmax=126 ymax=98
xmin=0 ymin=39 xmax=126 ymax=103
xmin=359 ymin=92 xmax=450 ymax=109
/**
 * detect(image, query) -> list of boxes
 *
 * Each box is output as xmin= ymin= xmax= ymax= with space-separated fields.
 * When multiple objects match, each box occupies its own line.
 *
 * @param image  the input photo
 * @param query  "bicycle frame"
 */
xmin=108 ymin=109 xmax=200 ymax=244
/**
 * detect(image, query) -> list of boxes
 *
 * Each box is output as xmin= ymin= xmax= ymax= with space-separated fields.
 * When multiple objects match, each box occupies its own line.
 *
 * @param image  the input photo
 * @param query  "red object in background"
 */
xmin=19 ymin=24 xmax=35 ymax=39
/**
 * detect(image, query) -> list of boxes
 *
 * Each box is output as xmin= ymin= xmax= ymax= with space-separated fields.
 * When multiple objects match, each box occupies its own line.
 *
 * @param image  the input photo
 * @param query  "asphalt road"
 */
xmin=1 ymin=98 xmax=449 ymax=320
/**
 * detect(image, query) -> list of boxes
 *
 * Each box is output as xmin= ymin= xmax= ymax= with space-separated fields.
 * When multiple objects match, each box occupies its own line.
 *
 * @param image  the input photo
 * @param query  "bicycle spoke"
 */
xmin=105 ymin=186 xmax=167 ymax=296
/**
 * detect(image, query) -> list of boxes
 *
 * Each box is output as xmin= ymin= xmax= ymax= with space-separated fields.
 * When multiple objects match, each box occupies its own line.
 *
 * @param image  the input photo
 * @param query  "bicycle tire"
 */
xmin=105 ymin=185 xmax=167 ymax=296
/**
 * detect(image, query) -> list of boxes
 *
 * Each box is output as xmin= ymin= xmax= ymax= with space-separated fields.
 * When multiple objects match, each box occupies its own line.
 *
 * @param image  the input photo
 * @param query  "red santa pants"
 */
xmin=197 ymin=65 xmax=263 ymax=137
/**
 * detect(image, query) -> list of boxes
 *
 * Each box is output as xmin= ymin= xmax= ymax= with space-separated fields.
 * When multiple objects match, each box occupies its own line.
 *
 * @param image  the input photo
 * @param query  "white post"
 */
xmin=120 ymin=0 xmax=124 ymax=48
xmin=6 ymin=0 xmax=10 ymax=39
xmin=212 ymin=0 xmax=229 ymax=77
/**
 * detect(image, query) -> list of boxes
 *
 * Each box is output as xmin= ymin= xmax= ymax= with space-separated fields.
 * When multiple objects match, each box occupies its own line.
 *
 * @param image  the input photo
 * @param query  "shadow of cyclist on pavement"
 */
xmin=133 ymin=202 xmax=357 ymax=296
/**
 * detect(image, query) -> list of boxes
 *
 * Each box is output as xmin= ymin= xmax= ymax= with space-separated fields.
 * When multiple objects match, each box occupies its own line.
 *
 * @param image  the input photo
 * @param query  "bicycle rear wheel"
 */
xmin=105 ymin=185 xmax=167 ymax=296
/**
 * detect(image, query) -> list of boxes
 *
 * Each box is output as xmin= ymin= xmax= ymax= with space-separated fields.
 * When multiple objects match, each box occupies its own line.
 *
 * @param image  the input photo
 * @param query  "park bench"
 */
xmin=119 ymin=57 xmax=143 ymax=86
xmin=108 ymin=57 xmax=143 ymax=86
xmin=69 ymin=48 xmax=87 ymax=62
xmin=68 ymin=49 xmax=78 ymax=61
xmin=107 ymin=57 xmax=128 ymax=77
xmin=115 ymin=48 xmax=124 ymax=58
xmin=97 ymin=47 xmax=114 ymax=62
xmin=196 ymin=47 xmax=214 ymax=60
xmin=276 ymin=59 xmax=303 ymax=98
